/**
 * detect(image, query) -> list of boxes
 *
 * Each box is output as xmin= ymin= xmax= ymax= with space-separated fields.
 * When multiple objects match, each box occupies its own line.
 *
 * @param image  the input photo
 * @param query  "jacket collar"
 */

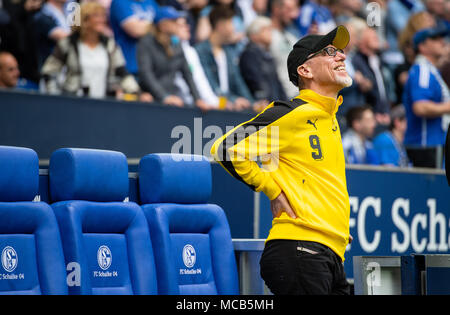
xmin=295 ymin=89 xmax=343 ymax=115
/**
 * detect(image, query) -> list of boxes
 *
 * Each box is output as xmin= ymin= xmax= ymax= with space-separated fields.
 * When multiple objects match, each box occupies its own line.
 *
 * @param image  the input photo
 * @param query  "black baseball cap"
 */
xmin=287 ymin=25 xmax=350 ymax=86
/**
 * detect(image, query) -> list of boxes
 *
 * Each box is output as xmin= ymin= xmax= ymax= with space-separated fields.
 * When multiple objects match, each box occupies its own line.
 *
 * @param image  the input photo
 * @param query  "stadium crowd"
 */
xmin=0 ymin=0 xmax=449 ymax=168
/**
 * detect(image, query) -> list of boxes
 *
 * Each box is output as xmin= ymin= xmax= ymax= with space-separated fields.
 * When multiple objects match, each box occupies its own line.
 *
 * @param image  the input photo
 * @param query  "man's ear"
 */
xmin=297 ymin=64 xmax=313 ymax=80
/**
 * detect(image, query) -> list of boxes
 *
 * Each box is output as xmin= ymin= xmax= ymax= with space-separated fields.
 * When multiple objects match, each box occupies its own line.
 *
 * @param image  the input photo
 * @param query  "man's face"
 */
xmin=175 ymin=17 xmax=190 ymax=41
xmin=216 ymin=18 xmax=235 ymax=43
xmin=395 ymin=117 xmax=407 ymax=135
xmin=356 ymin=109 xmax=376 ymax=138
xmin=257 ymin=25 xmax=273 ymax=47
xmin=303 ymin=45 xmax=353 ymax=89
xmin=84 ymin=10 xmax=107 ymax=34
xmin=280 ymin=0 xmax=299 ymax=26
xmin=360 ymin=28 xmax=380 ymax=55
xmin=426 ymin=0 xmax=445 ymax=17
xmin=420 ymin=36 xmax=446 ymax=60
xmin=0 ymin=54 xmax=20 ymax=88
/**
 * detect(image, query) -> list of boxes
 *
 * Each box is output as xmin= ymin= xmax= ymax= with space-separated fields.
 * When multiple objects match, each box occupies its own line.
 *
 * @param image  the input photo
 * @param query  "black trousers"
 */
xmin=259 ymin=240 xmax=350 ymax=295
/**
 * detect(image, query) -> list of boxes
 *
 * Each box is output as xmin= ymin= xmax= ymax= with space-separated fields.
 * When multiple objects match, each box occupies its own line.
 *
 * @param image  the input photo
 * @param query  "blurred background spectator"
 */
xmin=395 ymin=11 xmax=436 ymax=107
xmin=109 ymin=0 xmax=159 ymax=76
xmin=386 ymin=0 xmax=425 ymax=54
xmin=175 ymin=13 xmax=221 ymax=109
xmin=269 ymin=0 xmax=299 ymax=99
xmin=334 ymin=0 xmax=365 ymax=25
xmin=239 ymin=16 xmax=286 ymax=110
xmin=342 ymin=105 xmax=380 ymax=165
xmin=32 ymin=0 xmax=71 ymax=69
xmin=0 ymin=0 xmax=42 ymax=88
xmin=373 ymin=105 xmax=410 ymax=167
xmin=195 ymin=4 xmax=254 ymax=111
xmin=352 ymin=26 xmax=392 ymax=126
xmin=424 ymin=0 xmax=447 ymax=29
xmin=137 ymin=6 xmax=209 ymax=109
xmin=196 ymin=0 xmax=247 ymax=49
xmin=402 ymin=27 xmax=450 ymax=168
xmin=338 ymin=17 xmax=372 ymax=127
xmin=41 ymin=1 xmax=150 ymax=101
xmin=296 ymin=0 xmax=336 ymax=36
xmin=0 ymin=51 xmax=20 ymax=88
xmin=183 ymin=0 xmax=210 ymax=45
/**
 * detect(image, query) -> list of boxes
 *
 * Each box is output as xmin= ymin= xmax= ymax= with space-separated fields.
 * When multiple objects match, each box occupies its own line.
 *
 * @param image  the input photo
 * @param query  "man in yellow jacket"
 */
xmin=211 ymin=26 xmax=353 ymax=294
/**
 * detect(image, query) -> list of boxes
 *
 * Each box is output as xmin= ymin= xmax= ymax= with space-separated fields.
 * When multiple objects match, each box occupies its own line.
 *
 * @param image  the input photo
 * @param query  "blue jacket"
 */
xmin=195 ymin=40 xmax=253 ymax=103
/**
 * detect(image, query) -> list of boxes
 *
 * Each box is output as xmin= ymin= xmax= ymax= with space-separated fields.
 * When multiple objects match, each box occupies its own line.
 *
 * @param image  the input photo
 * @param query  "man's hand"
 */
xmin=270 ymin=191 xmax=297 ymax=219
xmin=163 ymin=95 xmax=184 ymax=107
xmin=233 ymin=97 xmax=251 ymax=111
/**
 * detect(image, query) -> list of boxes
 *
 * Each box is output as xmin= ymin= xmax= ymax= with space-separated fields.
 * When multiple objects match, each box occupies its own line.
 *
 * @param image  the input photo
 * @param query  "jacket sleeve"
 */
xmin=41 ymin=39 xmax=67 ymax=94
xmin=210 ymin=102 xmax=295 ymax=200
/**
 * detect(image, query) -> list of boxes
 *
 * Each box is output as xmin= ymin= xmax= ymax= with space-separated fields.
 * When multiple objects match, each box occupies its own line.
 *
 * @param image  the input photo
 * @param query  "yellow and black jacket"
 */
xmin=210 ymin=89 xmax=350 ymax=261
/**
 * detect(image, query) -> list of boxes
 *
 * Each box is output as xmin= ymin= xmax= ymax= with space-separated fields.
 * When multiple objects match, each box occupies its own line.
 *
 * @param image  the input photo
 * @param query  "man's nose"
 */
xmin=335 ymin=51 xmax=346 ymax=61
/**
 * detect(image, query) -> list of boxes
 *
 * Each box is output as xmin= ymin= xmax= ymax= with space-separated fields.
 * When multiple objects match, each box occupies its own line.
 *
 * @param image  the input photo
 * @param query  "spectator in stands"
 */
xmin=183 ymin=0 xmax=210 ymax=45
xmin=0 ymin=51 xmax=19 ymax=88
xmin=334 ymin=0 xmax=364 ymax=25
xmin=0 ymin=0 xmax=43 ymax=87
xmin=269 ymin=0 xmax=299 ymax=100
xmin=395 ymin=11 xmax=437 ymax=107
xmin=338 ymin=17 xmax=372 ymax=125
xmin=236 ymin=0 xmax=269 ymax=28
xmin=196 ymin=0 xmax=247 ymax=47
xmin=239 ymin=16 xmax=286 ymax=110
xmin=109 ymin=0 xmax=159 ymax=75
xmin=424 ymin=0 xmax=448 ymax=30
xmin=137 ymin=6 xmax=209 ymax=109
xmin=385 ymin=0 xmax=424 ymax=53
xmin=373 ymin=105 xmax=410 ymax=167
xmin=342 ymin=106 xmax=380 ymax=165
xmin=175 ymin=15 xmax=221 ymax=110
xmin=402 ymin=27 xmax=450 ymax=168
xmin=352 ymin=27 xmax=391 ymax=125
xmin=32 ymin=0 xmax=71 ymax=69
xmin=41 ymin=1 xmax=152 ymax=101
xmin=195 ymin=5 xmax=254 ymax=111
xmin=295 ymin=0 xmax=336 ymax=36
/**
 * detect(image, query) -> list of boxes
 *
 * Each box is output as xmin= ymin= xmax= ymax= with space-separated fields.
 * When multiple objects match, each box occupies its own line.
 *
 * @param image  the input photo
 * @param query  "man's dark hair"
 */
xmin=388 ymin=105 xmax=406 ymax=131
xmin=209 ymin=4 xmax=235 ymax=30
xmin=346 ymin=105 xmax=373 ymax=129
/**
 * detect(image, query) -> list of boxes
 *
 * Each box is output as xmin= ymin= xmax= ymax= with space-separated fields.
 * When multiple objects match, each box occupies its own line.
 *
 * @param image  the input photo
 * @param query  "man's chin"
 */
xmin=336 ymin=75 xmax=353 ymax=88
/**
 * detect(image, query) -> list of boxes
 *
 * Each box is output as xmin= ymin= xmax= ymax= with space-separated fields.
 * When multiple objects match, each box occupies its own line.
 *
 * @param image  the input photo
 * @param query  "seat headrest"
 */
xmin=49 ymin=148 xmax=129 ymax=202
xmin=0 ymin=146 xmax=39 ymax=201
xmin=139 ymin=154 xmax=211 ymax=204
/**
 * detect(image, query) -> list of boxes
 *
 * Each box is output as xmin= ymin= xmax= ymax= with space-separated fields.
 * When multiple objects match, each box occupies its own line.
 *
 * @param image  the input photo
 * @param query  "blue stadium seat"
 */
xmin=0 ymin=146 xmax=67 ymax=295
xmin=49 ymin=148 xmax=157 ymax=295
xmin=139 ymin=153 xmax=239 ymax=295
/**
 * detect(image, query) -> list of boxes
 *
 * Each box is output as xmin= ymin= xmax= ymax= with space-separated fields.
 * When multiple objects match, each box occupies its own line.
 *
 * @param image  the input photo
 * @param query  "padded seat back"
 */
xmin=49 ymin=148 xmax=157 ymax=295
xmin=0 ymin=146 xmax=67 ymax=295
xmin=139 ymin=154 xmax=239 ymax=295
